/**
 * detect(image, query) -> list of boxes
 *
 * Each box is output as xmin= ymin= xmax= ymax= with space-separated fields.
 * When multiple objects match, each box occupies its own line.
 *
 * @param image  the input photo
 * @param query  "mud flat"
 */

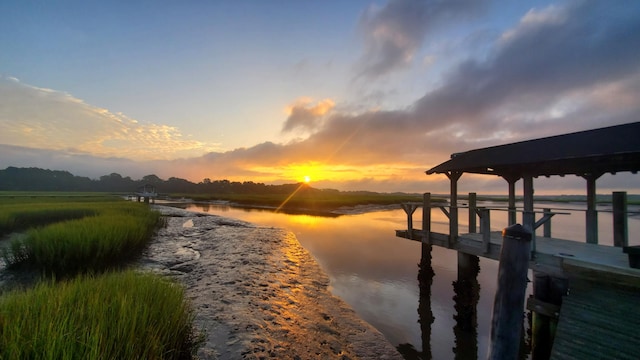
xmin=140 ymin=205 xmax=401 ymax=360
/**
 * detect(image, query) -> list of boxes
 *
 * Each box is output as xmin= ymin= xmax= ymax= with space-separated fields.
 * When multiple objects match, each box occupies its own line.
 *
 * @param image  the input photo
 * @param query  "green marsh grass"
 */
xmin=1 ymin=198 xmax=162 ymax=277
xmin=0 ymin=270 xmax=201 ymax=359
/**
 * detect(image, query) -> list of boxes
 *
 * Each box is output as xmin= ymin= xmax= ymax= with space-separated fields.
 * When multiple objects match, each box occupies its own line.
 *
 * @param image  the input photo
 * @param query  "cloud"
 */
xmin=355 ymin=0 xmax=488 ymax=79
xmin=0 ymin=76 xmax=221 ymax=160
xmin=2 ymin=0 xmax=640 ymax=195
xmin=282 ymin=98 xmax=335 ymax=133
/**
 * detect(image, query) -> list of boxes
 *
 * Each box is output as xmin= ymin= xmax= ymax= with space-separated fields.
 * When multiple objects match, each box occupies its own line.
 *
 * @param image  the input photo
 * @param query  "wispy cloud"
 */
xmin=0 ymin=76 xmax=222 ymax=160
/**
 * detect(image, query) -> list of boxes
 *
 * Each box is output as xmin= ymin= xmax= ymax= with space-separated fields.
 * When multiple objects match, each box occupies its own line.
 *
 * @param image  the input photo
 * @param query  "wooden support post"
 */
xmin=613 ymin=191 xmax=628 ymax=248
xmin=446 ymin=171 xmax=463 ymax=247
xmin=503 ymin=175 xmax=519 ymax=226
xmin=469 ymin=192 xmax=477 ymax=233
xmin=532 ymin=273 xmax=552 ymax=360
xmin=457 ymin=191 xmax=481 ymax=357
xmin=530 ymin=273 xmax=568 ymax=360
xmin=583 ymin=173 xmax=602 ymax=244
xmin=489 ymin=224 xmax=531 ymax=360
xmin=480 ymin=208 xmax=491 ymax=254
xmin=401 ymin=203 xmax=419 ymax=240
xmin=523 ymin=175 xmax=536 ymax=256
xmin=453 ymin=252 xmax=480 ymax=360
xmin=543 ymin=208 xmax=551 ymax=238
xmin=418 ymin=240 xmax=434 ymax=360
xmin=422 ymin=193 xmax=431 ymax=244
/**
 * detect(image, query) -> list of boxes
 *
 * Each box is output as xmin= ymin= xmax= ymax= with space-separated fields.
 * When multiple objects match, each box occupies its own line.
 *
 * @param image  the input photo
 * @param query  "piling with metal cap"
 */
xmin=488 ymin=224 xmax=532 ymax=360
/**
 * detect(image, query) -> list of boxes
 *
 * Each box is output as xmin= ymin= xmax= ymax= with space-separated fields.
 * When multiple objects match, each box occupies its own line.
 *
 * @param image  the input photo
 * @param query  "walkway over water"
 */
xmin=397 ymin=227 xmax=640 ymax=287
xmin=397 ymin=122 xmax=640 ymax=359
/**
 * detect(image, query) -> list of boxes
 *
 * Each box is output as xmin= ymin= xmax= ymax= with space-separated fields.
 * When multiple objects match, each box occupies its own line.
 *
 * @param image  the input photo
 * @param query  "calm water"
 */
xmin=178 ymin=201 xmax=640 ymax=359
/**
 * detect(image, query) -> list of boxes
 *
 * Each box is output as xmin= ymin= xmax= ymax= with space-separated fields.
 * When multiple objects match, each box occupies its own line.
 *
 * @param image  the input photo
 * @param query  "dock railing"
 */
xmin=399 ymin=192 xmax=632 ymax=257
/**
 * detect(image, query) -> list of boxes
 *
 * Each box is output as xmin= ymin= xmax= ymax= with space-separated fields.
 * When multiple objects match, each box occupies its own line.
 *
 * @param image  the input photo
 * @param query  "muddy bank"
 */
xmin=140 ymin=205 xmax=402 ymax=360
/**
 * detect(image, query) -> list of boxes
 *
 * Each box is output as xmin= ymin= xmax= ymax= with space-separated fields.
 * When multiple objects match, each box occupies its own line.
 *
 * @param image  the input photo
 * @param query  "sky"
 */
xmin=1 ymin=0 xmax=639 ymax=195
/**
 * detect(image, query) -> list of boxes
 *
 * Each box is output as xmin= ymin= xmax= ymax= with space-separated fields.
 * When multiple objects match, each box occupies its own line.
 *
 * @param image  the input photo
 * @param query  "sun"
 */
xmin=303 ymin=175 xmax=311 ymax=183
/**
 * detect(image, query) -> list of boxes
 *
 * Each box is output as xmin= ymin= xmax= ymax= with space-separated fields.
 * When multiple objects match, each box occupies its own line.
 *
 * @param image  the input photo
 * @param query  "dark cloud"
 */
xmin=411 ymin=0 xmax=640 ymax=135
xmin=355 ymin=0 xmax=488 ymax=79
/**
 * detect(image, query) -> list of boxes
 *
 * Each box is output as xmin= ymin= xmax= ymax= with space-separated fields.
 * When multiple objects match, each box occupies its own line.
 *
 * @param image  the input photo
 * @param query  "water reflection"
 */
xmin=175 ymin=202 xmax=640 ymax=359
xmin=396 ymin=243 xmax=435 ymax=359
xmin=453 ymin=254 xmax=480 ymax=360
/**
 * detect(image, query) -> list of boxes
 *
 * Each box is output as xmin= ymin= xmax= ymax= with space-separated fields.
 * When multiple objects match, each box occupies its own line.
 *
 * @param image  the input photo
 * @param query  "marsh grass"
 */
xmin=0 ymin=207 xmax=98 ymax=235
xmin=1 ymin=199 xmax=162 ymax=277
xmin=0 ymin=270 xmax=201 ymax=359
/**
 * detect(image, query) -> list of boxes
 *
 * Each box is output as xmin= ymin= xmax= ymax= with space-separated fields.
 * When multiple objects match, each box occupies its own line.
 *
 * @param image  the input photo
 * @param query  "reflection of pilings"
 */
xmin=397 ymin=242 xmax=434 ymax=360
xmin=418 ymin=242 xmax=434 ymax=360
xmin=453 ymin=254 xmax=480 ymax=360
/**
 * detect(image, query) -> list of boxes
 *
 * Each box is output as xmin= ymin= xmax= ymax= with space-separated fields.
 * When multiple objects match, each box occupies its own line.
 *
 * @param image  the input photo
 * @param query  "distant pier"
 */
xmin=133 ymin=184 xmax=157 ymax=204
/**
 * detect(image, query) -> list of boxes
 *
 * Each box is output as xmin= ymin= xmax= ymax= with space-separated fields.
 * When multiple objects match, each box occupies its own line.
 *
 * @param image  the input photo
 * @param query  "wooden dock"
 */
xmin=400 ymin=123 xmax=640 ymax=359
xmin=396 ymin=199 xmax=640 ymax=359
xmin=396 ymin=229 xmax=640 ymax=287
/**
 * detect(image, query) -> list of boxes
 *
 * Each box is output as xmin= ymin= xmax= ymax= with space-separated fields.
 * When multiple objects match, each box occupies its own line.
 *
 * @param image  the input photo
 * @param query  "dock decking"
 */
xmin=550 ymin=281 xmax=640 ymax=360
xmin=396 ymin=229 xmax=640 ymax=287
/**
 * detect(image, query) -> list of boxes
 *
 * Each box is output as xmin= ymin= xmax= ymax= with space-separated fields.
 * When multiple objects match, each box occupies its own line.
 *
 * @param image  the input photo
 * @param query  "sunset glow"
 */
xmin=1 ymin=1 xmax=638 ymax=194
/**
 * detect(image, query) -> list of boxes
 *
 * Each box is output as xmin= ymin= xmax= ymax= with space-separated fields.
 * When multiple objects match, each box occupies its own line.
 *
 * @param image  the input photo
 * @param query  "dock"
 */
xmin=396 ymin=228 xmax=640 ymax=287
xmin=396 ymin=122 xmax=640 ymax=359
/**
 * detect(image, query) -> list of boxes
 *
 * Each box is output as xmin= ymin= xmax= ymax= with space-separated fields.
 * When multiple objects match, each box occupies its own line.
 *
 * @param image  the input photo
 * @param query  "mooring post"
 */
xmin=613 ymin=191 xmax=628 ymax=248
xmin=488 ymin=224 xmax=532 ymax=360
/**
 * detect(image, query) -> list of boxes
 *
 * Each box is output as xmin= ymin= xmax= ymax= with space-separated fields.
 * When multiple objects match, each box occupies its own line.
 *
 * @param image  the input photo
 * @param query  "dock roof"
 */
xmin=426 ymin=122 xmax=640 ymax=178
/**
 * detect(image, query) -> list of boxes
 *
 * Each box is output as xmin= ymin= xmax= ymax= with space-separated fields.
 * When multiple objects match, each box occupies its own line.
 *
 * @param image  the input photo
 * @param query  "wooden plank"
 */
xmin=550 ymin=283 xmax=640 ymax=360
xmin=396 ymin=230 xmax=640 ymax=283
xmin=526 ymin=297 xmax=560 ymax=319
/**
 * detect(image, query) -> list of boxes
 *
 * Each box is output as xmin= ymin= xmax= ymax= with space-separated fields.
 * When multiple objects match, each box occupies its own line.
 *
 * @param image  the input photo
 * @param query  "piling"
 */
xmin=613 ymin=191 xmax=628 ymax=248
xmin=488 ymin=224 xmax=532 ymax=360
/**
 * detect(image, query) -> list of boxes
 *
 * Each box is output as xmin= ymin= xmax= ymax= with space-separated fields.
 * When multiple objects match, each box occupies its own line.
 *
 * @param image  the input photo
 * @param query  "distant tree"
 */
xmin=142 ymin=174 xmax=163 ymax=184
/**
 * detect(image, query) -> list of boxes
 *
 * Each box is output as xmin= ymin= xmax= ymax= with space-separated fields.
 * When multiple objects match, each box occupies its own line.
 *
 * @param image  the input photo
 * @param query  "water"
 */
xmin=177 ymin=201 xmax=640 ymax=359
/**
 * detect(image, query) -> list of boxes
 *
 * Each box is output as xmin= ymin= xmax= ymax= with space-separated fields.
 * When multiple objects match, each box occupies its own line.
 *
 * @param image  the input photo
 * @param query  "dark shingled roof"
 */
xmin=426 ymin=122 xmax=640 ymax=178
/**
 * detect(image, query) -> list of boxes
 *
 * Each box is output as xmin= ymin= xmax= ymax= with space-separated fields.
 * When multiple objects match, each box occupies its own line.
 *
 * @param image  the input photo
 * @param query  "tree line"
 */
xmin=0 ymin=167 xmax=333 ymax=195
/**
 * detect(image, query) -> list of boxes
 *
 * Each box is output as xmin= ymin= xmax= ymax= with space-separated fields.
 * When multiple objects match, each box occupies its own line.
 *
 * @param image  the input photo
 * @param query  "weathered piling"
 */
xmin=613 ymin=191 xmax=628 ymax=248
xmin=418 ymin=241 xmax=434 ymax=359
xmin=453 ymin=254 xmax=480 ymax=360
xmin=488 ymin=224 xmax=532 ymax=360
xmin=468 ymin=192 xmax=477 ymax=233
xmin=530 ymin=273 xmax=568 ymax=359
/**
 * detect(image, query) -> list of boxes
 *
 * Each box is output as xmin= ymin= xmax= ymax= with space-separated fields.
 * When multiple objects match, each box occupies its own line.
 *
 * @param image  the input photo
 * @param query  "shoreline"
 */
xmin=142 ymin=205 xmax=402 ymax=359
